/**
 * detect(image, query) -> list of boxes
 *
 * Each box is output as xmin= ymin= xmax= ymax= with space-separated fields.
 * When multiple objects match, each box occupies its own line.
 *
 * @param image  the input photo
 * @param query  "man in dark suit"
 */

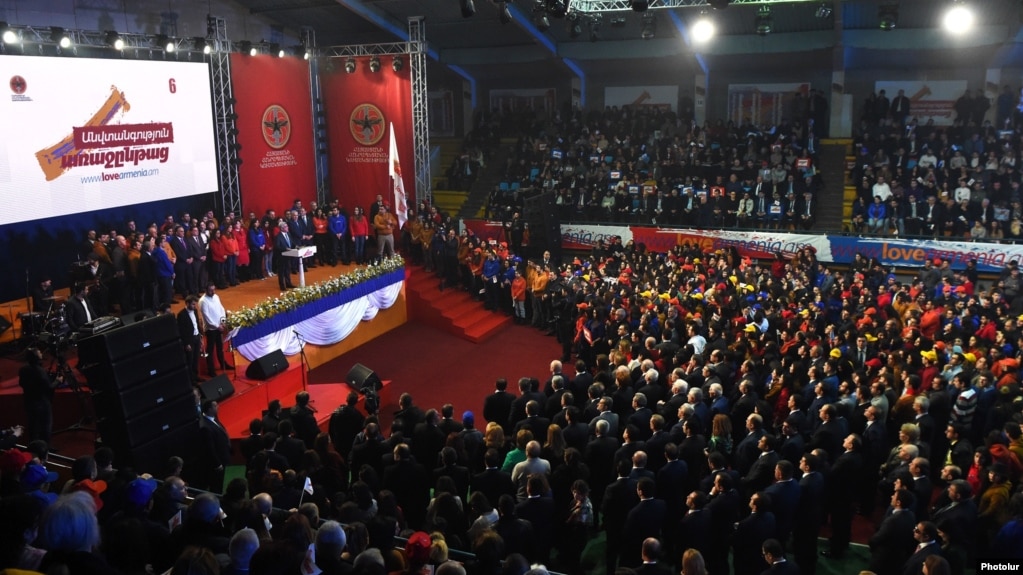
xmin=256 ymin=433 xmax=289 ymax=473
xmin=508 ymin=377 xmax=544 ymax=431
xmin=515 ymin=474 xmax=556 ymax=564
xmin=586 ymin=419 xmax=619 ymax=509
xmin=602 ymin=459 xmax=639 ymax=571
xmin=275 ymin=420 xmax=307 ymax=471
xmin=794 ymin=453 xmax=825 ymax=575
xmin=349 ymin=422 xmax=385 ymax=478
xmin=930 ymin=479 xmax=977 ymax=535
xmin=733 ymin=492 xmax=777 ymax=575
xmin=383 ymin=444 xmax=431 ymax=529
xmin=705 ymin=471 xmax=741 ymax=575
xmin=562 ymin=407 xmax=589 ymax=451
xmin=65 ymin=284 xmax=99 ymax=332
xmin=902 ymin=521 xmax=941 ymax=575
xmin=289 ymin=391 xmax=320 ymax=448
xmin=868 ymin=489 xmax=917 ymax=575
xmin=627 ymin=393 xmax=654 ymax=441
xmin=569 ymin=360 xmax=593 ymax=407
xmin=809 ymin=404 xmax=848 ymax=462
xmin=238 ymin=419 xmax=264 ymax=465
xmin=761 ymin=538 xmax=800 ymax=575
xmin=472 ymin=448 xmax=516 ymax=506
xmin=645 ymin=415 xmax=672 ymax=472
xmin=621 ymin=478 xmax=668 ymax=568
xmin=483 ymin=378 xmax=516 ymax=433
xmin=328 ymin=391 xmax=365 ymax=460
xmin=678 ymin=491 xmax=712 ymax=561
xmin=169 ymin=226 xmax=193 ymax=297
xmin=176 ymin=295 xmax=203 ymax=383
xmin=433 ymin=446 xmax=471 ymax=499
xmin=764 ymin=460 xmax=801 ymax=546
xmin=412 ymin=409 xmax=447 ymax=468
xmin=513 ymin=401 xmax=550 ymax=446
xmin=273 ymin=222 xmax=296 ymax=289
xmin=634 ymin=538 xmax=672 ymax=575
xmin=780 ymin=419 xmax=806 ymax=466
xmin=198 ymin=400 xmax=231 ymax=493
xmin=735 ymin=413 xmax=767 ymax=476
xmin=824 ymin=434 xmax=863 ymax=558
xmin=742 ymin=434 xmax=780 ymax=496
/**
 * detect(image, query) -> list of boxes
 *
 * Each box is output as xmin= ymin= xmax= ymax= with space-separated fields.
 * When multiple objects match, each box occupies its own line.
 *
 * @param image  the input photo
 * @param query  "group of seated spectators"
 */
xmin=486 ymin=105 xmax=823 ymax=230
xmin=10 ymin=227 xmax=1023 ymax=575
xmin=849 ymin=86 xmax=1023 ymax=240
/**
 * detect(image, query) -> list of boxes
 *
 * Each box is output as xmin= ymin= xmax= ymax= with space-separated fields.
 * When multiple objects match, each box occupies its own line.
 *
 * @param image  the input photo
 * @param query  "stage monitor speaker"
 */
xmin=246 ymin=350 xmax=288 ymax=380
xmin=346 ymin=363 xmax=382 ymax=391
xmin=199 ymin=374 xmax=235 ymax=402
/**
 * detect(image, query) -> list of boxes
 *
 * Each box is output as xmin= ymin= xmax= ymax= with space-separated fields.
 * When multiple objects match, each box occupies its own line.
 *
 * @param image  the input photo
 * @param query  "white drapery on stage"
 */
xmin=230 ymin=272 xmax=403 ymax=361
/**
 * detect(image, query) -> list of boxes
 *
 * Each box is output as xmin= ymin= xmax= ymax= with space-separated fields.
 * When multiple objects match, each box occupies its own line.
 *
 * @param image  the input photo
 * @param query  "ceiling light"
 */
xmin=589 ymin=15 xmax=602 ymax=41
xmin=546 ymin=0 xmax=569 ymax=18
xmin=878 ymin=3 xmax=898 ymax=31
xmin=105 ymin=31 xmax=124 ymax=50
xmin=369 ymin=56 xmax=381 ymax=72
xmin=194 ymin=37 xmax=211 ymax=54
xmin=691 ymin=14 xmax=715 ymax=43
xmin=155 ymin=34 xmax=174 ymax=52
xmin=2 ymin=24 xmax=16 ymax=45
xmin=568 ymin=12 xmax=582 ymax=37
xmin=944 ymin=2 xmax=974 ymax=34
xmin=344 ymin=58 xmax=356 ymax=73
xmin=755 ymin=5 xmax=773 ymax=35
xmin=392 ymin=56 xmax=403 ymax=72
xmin=630 ymin=0 xmax=649 ymax=12
xmin=641 ymin=12 xmax=657 ymax=39
xmin=460 ymin=0 xmax=476 ymax=18
xmin=51 ymin=27 xmax=71 ymax=48
xmin=610 ymin=16 xmax=628 ymax=27
xmin=815 ymin=3 xmax=833 ymax=18
xmin=500 ymin=3 xmax=513 ymax=24
xmin=535 ymin=11 xmax=551 ymax=31
xmin=237 ymin=40 xmax=252 ymax=55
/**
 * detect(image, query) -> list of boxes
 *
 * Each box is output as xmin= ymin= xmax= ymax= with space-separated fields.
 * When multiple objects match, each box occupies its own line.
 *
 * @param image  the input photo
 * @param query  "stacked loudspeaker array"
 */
xmin=521 ymin=191 xmax=562 ymax=262
xmin=77 ymin=314 xmax=199 ymax=475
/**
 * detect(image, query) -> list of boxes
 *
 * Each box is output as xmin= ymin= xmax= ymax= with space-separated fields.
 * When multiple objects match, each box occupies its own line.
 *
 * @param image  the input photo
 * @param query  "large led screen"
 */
xmin=0 ymin=55 xmax=218 ymax=225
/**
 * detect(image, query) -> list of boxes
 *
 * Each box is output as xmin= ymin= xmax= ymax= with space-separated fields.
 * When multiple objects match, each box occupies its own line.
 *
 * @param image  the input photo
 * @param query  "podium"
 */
xmin=282 ymin=246 xmax=317 ymax=287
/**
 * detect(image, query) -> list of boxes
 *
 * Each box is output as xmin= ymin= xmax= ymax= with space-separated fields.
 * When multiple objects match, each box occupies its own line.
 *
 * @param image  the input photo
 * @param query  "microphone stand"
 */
xmin=294 ymin=330 xmax=309 ymax=391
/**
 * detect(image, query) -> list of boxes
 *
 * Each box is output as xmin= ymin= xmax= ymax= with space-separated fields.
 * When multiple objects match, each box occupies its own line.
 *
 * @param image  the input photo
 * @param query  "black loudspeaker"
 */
xmin=92 ymin=367 xmax=193 ymax=420
xmin=98 ymin=393 xmax=198 ymax=447
xmin=522 ymin=191 xmax=562 ymax=263
xmin=199 ymin=374 xmax=235 ymax=402
xmin=78 ymin=313 xmax=179 ymax=363
xmin=81 ymin=341 xmax=186 ymax=392
xmin=246 ymin=350 xmax=288 ymax=380
xmin=120 ymin=310 xmax=154 ymax=326
xmin=124 ymin=419 xmax=200 ymax=475
xmin=346 ymin=363 xmax=382 ymax=391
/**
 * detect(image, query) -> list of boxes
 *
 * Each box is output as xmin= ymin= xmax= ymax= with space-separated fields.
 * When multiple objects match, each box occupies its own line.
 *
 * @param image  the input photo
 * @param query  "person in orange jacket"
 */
xmin=511 ymin=267 xmax=527 ymax=324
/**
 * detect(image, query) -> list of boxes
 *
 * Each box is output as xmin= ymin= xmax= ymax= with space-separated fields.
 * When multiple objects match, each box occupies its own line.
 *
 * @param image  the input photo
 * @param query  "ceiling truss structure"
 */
xmin=569 ymin=0 xmax=828 ymax=13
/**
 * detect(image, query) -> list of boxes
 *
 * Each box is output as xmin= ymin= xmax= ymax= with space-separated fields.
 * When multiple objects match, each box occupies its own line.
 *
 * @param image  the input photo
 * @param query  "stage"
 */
xmin=0 ymin=262 xmax=407 ymax=461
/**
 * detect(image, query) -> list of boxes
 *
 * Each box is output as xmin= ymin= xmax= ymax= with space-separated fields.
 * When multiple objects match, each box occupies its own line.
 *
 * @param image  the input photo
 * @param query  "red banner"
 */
xmin=230 ymin=54 xmax=317 ymax=219
xmin=321 ymin=56 xmax=414 ymax=215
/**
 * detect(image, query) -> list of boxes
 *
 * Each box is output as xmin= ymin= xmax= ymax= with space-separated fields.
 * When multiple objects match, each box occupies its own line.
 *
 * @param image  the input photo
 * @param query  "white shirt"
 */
xmin=873 ymin=182 xmax=892 ymax=201
xmin=200 ymin=293 xmax=226 ymax=330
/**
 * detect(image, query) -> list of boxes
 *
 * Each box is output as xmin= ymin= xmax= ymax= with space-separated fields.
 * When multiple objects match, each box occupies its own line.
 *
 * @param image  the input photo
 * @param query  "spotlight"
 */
xmin=499 ymin=2 xmax=513 ymax=24
xmin=641 ymin=12 xmax=657 ymax=39
xmin=815 ymin=3 xmax=833 ymax=18
xmin=630 ymin=0 xmax=649 ymax=12
xmin=944 ymin=2 xmax=974 ymax=34
xmin=392 ymin=56 xmax=403 ymax=72
xmin=1 ymin=23 xmax=16 ymax=45
xmin=105 ymin=31 xmax=124 ymax=50
xmin=194 ymin=37 xmax=211 ymax=54
xmin=691 ymin=13 xmax=715 ymax=43
xmin=535 ymin=11 xmax=551 ymax=31
xmin=344 ymin=58 xmax=356 ymax=73
xmin=460 ymin=0 xmax=476 ymax=18
xmin=237 ymin=40 xmax=252 ymax=55
xmin=589 ymin=15 xmax=602 ymax=41
xmin=546 ymin=0 xmax=569 ymax=19
xmin=568 ymin=12 xmax=582 ymax=37
xmin=708 ymin=0 xmax=730 ymax=9
xmin=878 ymin=3 xmax=898 ymax=31
xmin=249 ymin=46 xmax=258 ymax=56
xmin=304 ymin=50 xmax=311 ymax=60
xmin=369 ymin=56 xmax=381 ymax=72
xmin=755 ymin=5 xmax=773 ymax=35
xmin=51 ymin=27 xmax=71 ymax=48
xmin=155 ymin=34 xmax=174 ymax=52
xmin=610 ymin=16 xmax=628 ymax=27
xmin=269 ymin=43 xmax=282 ymax=57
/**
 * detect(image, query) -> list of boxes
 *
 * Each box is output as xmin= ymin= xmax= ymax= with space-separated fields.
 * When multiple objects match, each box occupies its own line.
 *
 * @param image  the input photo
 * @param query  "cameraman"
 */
xmin=19 ymin=347 xmax=62 ymax=445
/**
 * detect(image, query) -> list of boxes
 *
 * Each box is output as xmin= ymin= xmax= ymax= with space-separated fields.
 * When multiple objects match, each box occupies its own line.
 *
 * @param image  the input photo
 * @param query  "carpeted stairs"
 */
xmin=404 ymin=265 xmax=511 ymax=343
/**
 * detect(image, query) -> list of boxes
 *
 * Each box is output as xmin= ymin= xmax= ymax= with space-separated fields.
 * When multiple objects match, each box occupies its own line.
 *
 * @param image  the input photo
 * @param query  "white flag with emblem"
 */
xmin=388 ymin=122 xmax=409 ymax=229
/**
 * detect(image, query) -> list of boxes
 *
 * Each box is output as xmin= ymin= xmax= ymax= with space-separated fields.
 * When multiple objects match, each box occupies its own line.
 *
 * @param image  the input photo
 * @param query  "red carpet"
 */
xmin=307 ymin=319 xmax=562 ymax=428
xmin=404 ymin=266 xmax=511 ymax=343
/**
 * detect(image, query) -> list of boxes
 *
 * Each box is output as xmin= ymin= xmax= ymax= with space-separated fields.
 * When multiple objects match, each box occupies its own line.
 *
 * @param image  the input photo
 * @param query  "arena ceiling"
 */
xmin=232 ymin=0 xmax=1023 ymax=83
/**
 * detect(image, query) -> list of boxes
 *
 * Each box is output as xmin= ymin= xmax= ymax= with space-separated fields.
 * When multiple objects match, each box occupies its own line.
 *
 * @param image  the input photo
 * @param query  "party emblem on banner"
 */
xmin=349 ymin=103 xmax=385 ymax=146
xmin=10 ymin=75 xmax=27 ymax=95
xmin=261 ymin=105 xmax=292 ymax=149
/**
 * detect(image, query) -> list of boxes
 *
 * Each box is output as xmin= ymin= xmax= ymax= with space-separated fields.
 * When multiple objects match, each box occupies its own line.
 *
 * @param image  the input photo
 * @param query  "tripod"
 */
xmin=50 ymin=340 xmax=97 ymax=437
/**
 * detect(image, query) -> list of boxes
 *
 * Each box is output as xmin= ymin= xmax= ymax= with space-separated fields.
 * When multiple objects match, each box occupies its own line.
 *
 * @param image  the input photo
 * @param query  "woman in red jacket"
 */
xmin=209 ymin=228 xmax=229 ymax=288
xmin=232 ymin=220 xmax=250 ymax=282
xmin=349 ymin=207 xmax=370 ymax=265
xmin=223 ymin=228 xmax=240 ymax=287
xmin=312 ymin=208 xmax=330 ymax=267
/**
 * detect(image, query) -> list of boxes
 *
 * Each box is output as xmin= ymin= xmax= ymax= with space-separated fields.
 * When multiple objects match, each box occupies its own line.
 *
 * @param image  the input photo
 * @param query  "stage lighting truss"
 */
xmin=0 ymin=25 xmax=222 ymax=57
xmin=567 ymin=0 xmax=818 ymax=13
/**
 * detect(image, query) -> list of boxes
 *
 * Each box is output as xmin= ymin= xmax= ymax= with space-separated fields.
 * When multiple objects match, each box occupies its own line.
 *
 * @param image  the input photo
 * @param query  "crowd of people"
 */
xmin=850 ymin=86 xmax=1023 ymax=240
xmin=484 ymin=104 xmax=823 ymax=231
xmin=8 ymin=223 xmax=1023 ymax=575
